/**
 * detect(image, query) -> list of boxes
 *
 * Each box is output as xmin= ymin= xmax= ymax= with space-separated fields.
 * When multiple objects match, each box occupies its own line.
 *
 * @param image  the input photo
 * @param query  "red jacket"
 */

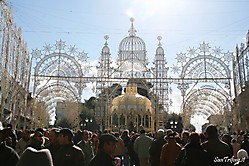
xmin=160 ymin=141 xmax=181 ymax=166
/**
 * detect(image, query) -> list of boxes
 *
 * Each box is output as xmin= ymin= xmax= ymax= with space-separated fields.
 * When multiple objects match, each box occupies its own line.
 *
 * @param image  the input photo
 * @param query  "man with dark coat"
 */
xmin=0 ymin=127 xmax=20 ymax=166
xmin=149 ymin=129 xmax=167 ymax=166
xmin=201 ymin=125 xmax=233 ymax=166
xmin=160 ymin=132 xmax=181 ymax=166
xmin=241 ymin=134 xmax=249 ymax=155
xmin=175 ymin=132 xmax=210 ymax=166
xmin=17 ymin=147 xmax=53 ymax=166
xmin=45 ymin=128 xmax=60 ymax=163
xmin=77 ymin=130 xmax=94 ymax=166
xmin=54 ymin=128 xmax=86 ymax=166
xmin=89 ymin=134 xmax=118 ymax=166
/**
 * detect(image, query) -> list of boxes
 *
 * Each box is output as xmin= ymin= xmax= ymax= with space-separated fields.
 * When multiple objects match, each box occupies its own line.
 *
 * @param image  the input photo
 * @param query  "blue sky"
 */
xmin=9 ymin=0 xmax=249 ymax=63
xmin=7 ymin=0 xmax=249 ymax=130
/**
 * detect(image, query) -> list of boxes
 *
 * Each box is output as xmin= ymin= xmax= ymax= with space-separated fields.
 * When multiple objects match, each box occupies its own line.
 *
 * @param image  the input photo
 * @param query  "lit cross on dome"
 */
xmin=104 ymin=35 xmax=109 ymax=46
xmin=128 ymin=17 xmax=137 ymax=36
xmin=157 ymin=36 xmax=162 ymax=47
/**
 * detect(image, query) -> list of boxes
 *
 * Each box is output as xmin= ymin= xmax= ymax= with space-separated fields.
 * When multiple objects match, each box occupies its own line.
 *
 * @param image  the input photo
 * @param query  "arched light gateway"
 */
xmin=30 ymin=19 xmax=234 ymax=132
xmin=183 ymin=85 xmax=232 ymax=130
xmin=31 ymin=40 xmax=89 ymax=122
xmin=173 ymin=42 xmax=233 ymax=130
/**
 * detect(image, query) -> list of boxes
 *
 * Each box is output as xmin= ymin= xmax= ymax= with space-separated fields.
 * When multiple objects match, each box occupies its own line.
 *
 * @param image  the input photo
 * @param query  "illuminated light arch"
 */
xmin=32 ymin=40 xmax=88 ymax=118
xmin=181 ymin=55 xmax=231 ymax=78
xmin=182 ymin=86 xmax=232 ymax=128
xmin=173 ymin=42 xmax=233 ymax=129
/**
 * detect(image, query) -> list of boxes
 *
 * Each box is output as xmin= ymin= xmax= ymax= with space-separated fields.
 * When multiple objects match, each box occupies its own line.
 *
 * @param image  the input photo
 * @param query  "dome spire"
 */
xmin=157 ymin=36 xmax=162 ymax=47
xmin=104 ymin=35 xmax=109 ymax=46
xmin=128 ymin=17 xmax=136 ymax=36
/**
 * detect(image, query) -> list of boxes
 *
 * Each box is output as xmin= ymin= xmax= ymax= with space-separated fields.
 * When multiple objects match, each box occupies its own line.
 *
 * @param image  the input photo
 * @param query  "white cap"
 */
xmin=237 ymin=149 xmax=248 ymax=159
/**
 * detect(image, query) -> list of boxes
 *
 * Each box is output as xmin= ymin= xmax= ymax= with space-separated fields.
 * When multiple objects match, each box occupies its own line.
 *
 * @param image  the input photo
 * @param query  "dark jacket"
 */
xmin=89 ymin=150 xmax=116 ymax=166
xmin=201 ymin=139 xmax=233 ymax=166
xmin=175 ymin=142 xmax=210 ymax=166
xmin=54 ymin=144 xmax=85 ymax=166
xmin=0 ymin=141 xmax=19 ymax=166
xmin=241 ymin=140 xmax=249 ymax=155
xmin=77 ymin=140 xmax=94 ymax=166
xmin=149 ymin=137 xmax=167 ymax=166
xmin=45 ymin=143 xmax=60 ymax=164
xmin=17 ymin=147 xmax=53 ymax=166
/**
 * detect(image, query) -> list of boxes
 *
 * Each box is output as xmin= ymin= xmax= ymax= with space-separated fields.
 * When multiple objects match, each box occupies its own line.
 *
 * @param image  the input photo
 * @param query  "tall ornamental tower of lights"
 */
xmin=95 ymin=18 xmax=170 ymax=131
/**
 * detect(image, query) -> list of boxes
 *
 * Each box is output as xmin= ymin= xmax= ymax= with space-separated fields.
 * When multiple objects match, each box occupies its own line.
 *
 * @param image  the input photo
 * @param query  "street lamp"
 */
xmin=84 ymin=118 xmax=93 ymax=130
xmin=80 ymin=123 xmax=83 ymax=130
xmin=170 ymin=120 xmax=178 ymax=130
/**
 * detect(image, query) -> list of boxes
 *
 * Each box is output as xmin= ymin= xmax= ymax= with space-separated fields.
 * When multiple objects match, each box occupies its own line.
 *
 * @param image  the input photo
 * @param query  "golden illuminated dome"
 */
xmin=111 ymin=84 xmax=153 ymax=115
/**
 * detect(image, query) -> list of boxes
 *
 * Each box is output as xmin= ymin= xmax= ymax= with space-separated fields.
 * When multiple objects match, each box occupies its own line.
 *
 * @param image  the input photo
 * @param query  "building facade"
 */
xmin=233 ymin=30 xmax=249 ymax=131
xmin=0 ymin=1 xmax=35 ymax=129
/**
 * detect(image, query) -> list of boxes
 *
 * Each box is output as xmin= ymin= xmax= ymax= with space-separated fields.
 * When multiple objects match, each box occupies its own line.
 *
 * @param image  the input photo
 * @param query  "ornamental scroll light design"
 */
xmin=172 ymin=42 xmax=234 ymax=128
xmin=31 ymin=40 xmax=88 ymax=114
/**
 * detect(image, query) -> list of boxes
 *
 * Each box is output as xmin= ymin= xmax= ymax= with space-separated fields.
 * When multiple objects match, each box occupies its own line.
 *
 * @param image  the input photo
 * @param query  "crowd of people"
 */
xmin=0 ymin=123 xmax=249 ymax=166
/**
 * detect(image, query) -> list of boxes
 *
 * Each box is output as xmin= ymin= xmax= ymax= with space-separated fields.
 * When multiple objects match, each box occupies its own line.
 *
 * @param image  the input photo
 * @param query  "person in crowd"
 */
xmin=160 ymin=132 xmax=181 ymax=166
xmin=237 ymin=131 xmax=245 ymax=145
xmin=165 ymin=129 xmax=173 ymax=138
xmin=241 ymin=134 xmax=249 ymax=155
xmin=175 ymin=132 xmax=210 ymax=166
xmin=26 ymin=131 xmax=45 ymax=150
xmin=121 ymin=130 xmax=131 ymax=166
xmin=89 ymin=134 xmax=118 ymax=166
xmin=77 ymin=130 xmax=94 ymax=166
xmin=73 ymin=130 xmax=83 ymax=145
xmin=149 ymin=129 xmax=167 ymax=166
xmin=54 ymin=128 xmax=85 ymax=166
xmin=200 ymin=132 xmax=207 ymax=143
xmin=134 ymin=129 xmax=152 ymax=166
xmin=113 ymin=132 xmax=125 ymax=165
xmin=46 ymin=128 xmax=60 ymax=162
xmin=90 ymin=133 xmax=99 ymax=155
xmin=16 ymin=130 xmax=22 ymax=141
xmin=231 ymin=132 xmax=238 ymax=140
xmin=15 ymin=130 xmax=31 ymax=155
xmin=174 ymin=134 xmax=182 ymax=145
xmin=36 ymin=128 xmax=50 ymax=147
xmin=0 ymin=127 xmax=20 ymax=166
xmin=181 ymin=131 xmax=190 ymax=146
xmin=232 ymin=138 xmax=241 ymax=159
xmin=5 ymin=123 xmax=17 ymax=149
xmin=234 ymin=149 xmax=249 ymax=166
xmin=222 ymin=134 xmax=233 ymax=155
xmin=201 ymin=124 xmax=233 ymax=166
xmin=130 ymin=133 xmax=140 ymax=166
xmin=17 ymin=147 xmax=53 ymax=166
